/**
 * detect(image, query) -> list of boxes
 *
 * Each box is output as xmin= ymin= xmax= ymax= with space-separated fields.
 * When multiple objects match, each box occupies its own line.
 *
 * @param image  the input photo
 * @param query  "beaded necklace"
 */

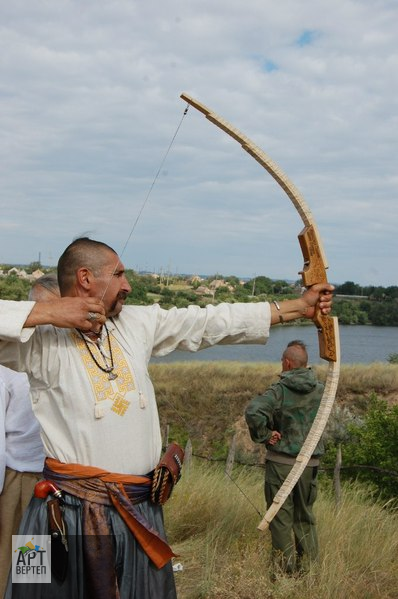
xmin=77 ymin=324 xmax=118 ymax=380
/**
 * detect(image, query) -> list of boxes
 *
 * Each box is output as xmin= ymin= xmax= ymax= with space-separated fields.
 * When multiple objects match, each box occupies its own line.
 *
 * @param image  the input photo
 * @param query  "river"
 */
xmin=151 ymin=325 xmax=398 ymax=365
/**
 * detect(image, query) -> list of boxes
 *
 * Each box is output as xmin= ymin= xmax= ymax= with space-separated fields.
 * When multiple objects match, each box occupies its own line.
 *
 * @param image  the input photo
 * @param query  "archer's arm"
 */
xmin=270 ymin=283 xmax=334 ymax=325
xmin=24 ymin=297 xmax=106 ymax=332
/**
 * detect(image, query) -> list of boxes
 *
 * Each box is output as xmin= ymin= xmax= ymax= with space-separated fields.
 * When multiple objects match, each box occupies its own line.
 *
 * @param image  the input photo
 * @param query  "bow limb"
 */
xmin=180 ymin=92 xmax=341 ymax=530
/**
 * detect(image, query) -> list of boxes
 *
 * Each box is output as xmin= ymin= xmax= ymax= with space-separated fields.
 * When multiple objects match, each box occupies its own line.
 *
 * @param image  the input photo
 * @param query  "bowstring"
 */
xmin=100 ymin=103 xmax=190 ymax=302
xmin=99 ymin=102 xmax=262 ymax=518
xmin=224 ymin=470 xmax=263 ymax=517
xmin=159 ymin=394 xmax=263 ymax=518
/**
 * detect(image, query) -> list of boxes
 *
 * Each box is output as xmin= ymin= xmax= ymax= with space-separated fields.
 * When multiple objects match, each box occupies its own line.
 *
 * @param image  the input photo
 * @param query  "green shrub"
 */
xmin=339 ymin=394 xmax=398 ymax=500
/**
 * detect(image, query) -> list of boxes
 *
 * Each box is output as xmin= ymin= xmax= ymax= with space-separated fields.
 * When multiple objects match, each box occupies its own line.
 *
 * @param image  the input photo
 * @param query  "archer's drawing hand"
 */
xmin=301 ymin=283 xmax=334 ymax=319
xmin=25 ymin=297 xmax=106 ymax=332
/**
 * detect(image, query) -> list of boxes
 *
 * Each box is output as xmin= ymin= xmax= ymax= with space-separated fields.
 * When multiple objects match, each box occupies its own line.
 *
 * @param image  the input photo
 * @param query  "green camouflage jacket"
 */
xmin=245 ymin=367 xmax=325 ymax=457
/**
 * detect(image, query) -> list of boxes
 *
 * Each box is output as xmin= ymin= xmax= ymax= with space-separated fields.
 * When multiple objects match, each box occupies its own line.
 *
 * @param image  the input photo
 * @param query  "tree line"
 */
xmin=1 ymin=265 xmax=397 ymax=327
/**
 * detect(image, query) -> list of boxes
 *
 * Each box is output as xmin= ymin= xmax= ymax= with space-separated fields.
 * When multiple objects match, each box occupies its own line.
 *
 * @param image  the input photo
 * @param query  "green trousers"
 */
xmin=264 ymin=460 xmax=319 ymax=574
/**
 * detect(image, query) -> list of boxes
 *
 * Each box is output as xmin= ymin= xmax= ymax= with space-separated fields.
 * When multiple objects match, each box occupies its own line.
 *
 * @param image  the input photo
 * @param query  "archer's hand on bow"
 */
xmin=300 ymin=283 xmax=334 ymax=320
xmin=270 ymin=283 xmax=334 ymax=325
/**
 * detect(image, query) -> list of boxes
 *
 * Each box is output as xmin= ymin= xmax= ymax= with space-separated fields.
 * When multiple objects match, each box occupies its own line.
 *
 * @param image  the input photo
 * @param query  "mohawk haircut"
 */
xmin=283 ymin=340 xmax=308 ymax=368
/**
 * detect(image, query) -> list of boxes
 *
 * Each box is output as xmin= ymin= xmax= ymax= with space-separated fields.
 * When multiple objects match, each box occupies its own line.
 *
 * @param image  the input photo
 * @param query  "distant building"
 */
xmin=7 ymin=267 xmax=28 ymax=279
xmin=190 ymin=275 xmax=203 ymax=284
xmin=195 ymin=285 xmax=212 ymax=296
xmin=208 ymin=279 xmax=234 ymax=292
xmin=31 ymin=269 xmax=45 ymax=280
xmin=5 ymin=267 xmax=46 ymax=282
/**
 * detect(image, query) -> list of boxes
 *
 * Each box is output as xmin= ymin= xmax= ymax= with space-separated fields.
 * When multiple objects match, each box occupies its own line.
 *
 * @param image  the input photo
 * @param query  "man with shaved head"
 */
xmin=245 ymin=340 xmax=324 ymax=575
xmin=0 ymin=238 xmax=333 ymax=598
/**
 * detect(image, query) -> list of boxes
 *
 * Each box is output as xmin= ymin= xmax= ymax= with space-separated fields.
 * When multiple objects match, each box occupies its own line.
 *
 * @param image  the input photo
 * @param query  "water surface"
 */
xmin=151 ymin=325 xmax=397 ymax=365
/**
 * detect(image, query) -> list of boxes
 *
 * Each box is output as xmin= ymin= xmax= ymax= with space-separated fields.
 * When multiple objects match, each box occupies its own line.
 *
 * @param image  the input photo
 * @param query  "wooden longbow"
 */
xmin=180 ymin=92 xmax=340 ymax=530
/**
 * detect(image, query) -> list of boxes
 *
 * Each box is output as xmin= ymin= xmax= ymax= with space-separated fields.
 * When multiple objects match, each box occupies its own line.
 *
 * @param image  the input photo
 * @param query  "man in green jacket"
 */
xmin=245 ymin=340 xmax=324 ymax=574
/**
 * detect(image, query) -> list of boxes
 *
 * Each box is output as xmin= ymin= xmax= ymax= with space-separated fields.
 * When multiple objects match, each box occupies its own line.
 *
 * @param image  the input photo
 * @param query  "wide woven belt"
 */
xmin=42 ymin=457 xmax=176 ymax=569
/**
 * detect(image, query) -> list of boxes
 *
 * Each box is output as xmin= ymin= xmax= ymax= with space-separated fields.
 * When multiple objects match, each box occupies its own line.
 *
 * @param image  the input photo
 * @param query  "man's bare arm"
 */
xmin=24 ymin=297 xmax=106 ymax=333
xmin=270 ymin=283 xmax=334 ymax=325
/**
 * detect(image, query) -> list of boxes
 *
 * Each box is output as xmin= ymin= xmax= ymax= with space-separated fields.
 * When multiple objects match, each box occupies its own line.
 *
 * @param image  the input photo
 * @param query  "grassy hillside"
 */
xmin=152 ymin=361 xmax=398 ymax=597
xmin=164 ymin=461 xmax=398 ymax=599
xmin=149 ymin=361 xmax=398 ymax=460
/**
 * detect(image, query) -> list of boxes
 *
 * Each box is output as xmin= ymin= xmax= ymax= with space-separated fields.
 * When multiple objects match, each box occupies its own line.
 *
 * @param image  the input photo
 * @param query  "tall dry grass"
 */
xmin=333 ymin=362 xmax=398 ymax=395
xmin=153 ymin=362 xmax=398 ymax=597
xmin=150 ymin=361 xmax=398 ymax=408
xmin=164 ymin=460 xmax=398 ymax=599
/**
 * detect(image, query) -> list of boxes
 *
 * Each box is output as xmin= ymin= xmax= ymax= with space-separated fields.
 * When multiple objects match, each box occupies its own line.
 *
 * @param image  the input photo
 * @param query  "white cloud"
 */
xmin=0 ymin=0 xmax=396 ymax=286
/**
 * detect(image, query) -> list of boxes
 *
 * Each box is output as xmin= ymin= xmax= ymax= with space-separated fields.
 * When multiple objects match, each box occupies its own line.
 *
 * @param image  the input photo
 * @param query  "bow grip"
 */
xmin=298 ymin=224 xmax=337 ymax=362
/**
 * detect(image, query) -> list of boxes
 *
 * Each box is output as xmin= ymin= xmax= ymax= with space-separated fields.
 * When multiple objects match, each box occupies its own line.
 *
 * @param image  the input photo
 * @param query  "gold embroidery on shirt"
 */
xmin=111 ymin=393 xmax=131 ymax=416
xmin=71 ymin=331 xmax=135 ymax=416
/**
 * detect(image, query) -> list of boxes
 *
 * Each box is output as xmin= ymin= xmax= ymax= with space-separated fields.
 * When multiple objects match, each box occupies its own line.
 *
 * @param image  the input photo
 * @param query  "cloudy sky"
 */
xmin=1 ymin=0 xmax=397 ymax=287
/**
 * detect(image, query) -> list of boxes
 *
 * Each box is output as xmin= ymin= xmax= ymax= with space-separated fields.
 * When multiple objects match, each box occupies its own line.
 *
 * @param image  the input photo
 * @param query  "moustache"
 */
xmin=108 ymin=291 xmax=129 ymax=314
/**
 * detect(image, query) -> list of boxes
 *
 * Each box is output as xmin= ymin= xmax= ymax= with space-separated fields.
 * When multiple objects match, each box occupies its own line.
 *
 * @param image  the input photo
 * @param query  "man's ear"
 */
xmin=283 ymin=357 xmax=292 ymax=371
xmin=76 ymin=267 xmax=94 ymax=290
